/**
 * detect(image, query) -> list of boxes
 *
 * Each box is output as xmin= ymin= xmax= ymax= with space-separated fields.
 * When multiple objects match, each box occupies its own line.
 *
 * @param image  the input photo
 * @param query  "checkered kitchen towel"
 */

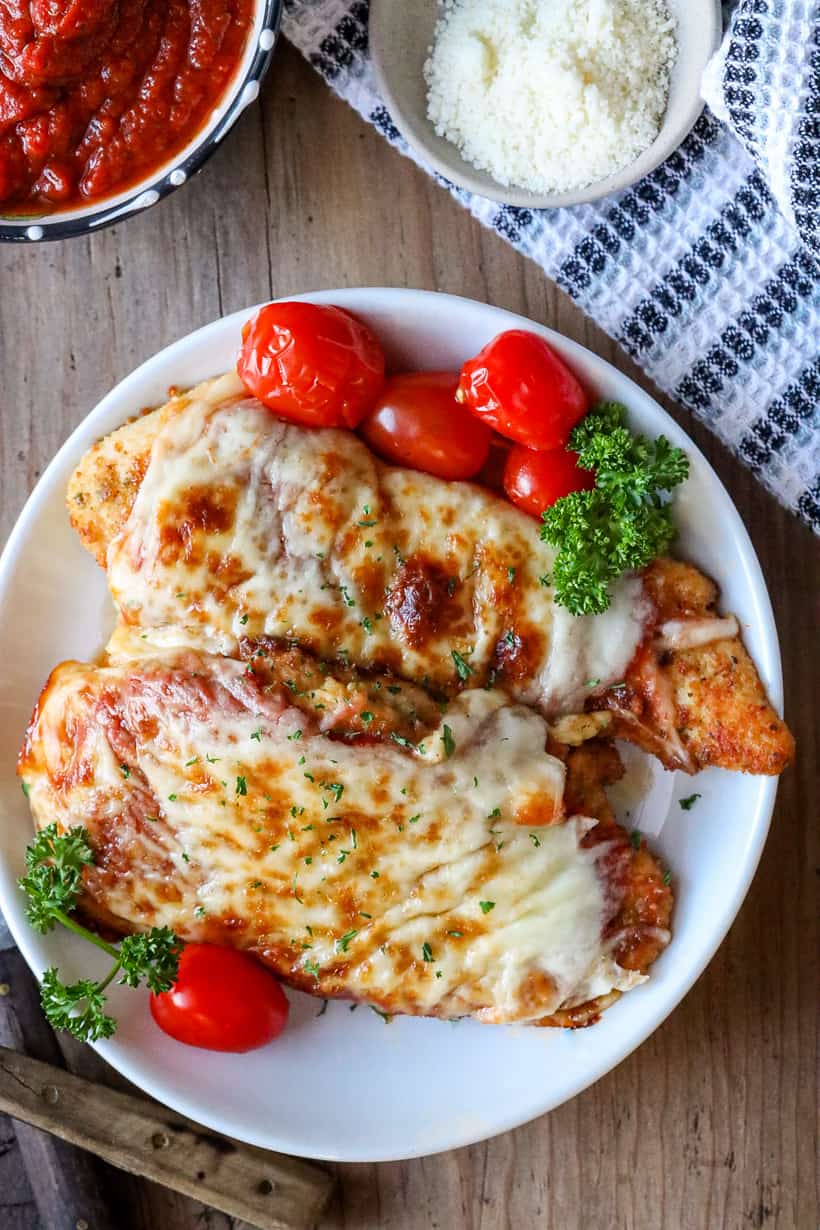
xmin=281 ymin=0 xmax=820 ymax=532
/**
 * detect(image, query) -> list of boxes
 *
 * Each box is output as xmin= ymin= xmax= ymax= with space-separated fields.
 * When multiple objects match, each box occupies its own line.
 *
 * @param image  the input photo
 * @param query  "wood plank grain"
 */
xmin=0 ymin=38 xmax=816 ymax=1230
xmin=0 ymin=1122 xmax=39 ymax=1230
xmin=0 ymin=949 xmax=130 ymax=1230
xmin=0 ymin=1046 xmax=332 ymax=1230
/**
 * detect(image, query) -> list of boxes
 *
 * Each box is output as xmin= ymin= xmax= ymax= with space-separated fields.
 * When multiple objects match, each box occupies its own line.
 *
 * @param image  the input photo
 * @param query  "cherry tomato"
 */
xmin=475 ymin=433 xmax=511 ymax=493
xmin=150 ymin=944 xmax=289 ymax=1052
xmin=457 ymin=330 xmax=589 ymax=450
xmin=237 ymin=302 xmax=385 ymax=429
xmin=503 ymin=443 xmax=595 ymax=518
xmin=359 ymin=371 xmax=492 ymax=480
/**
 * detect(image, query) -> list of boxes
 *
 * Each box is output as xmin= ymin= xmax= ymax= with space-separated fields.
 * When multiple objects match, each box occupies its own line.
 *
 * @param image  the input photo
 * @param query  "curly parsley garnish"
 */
xmin=540 ymin=402 xmax=689 ymax=616
xmin=19 ymin=824 xmax=181 ymax=1042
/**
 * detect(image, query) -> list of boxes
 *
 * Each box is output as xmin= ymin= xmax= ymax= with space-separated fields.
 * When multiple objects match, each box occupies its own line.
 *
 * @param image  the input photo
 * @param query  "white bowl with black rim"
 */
xmin=0 ymin=0 xmax=282 ymax=245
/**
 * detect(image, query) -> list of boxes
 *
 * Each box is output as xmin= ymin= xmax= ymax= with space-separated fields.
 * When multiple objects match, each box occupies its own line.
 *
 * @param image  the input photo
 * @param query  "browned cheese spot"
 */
xmin=384 ymin=557 xmax=454 ymax=648
xmin=157 ymin=484 xmax=239 ymax=566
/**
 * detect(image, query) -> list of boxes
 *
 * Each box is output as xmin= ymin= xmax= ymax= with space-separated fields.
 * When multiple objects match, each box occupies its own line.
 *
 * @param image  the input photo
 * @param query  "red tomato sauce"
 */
xmin=0 ymin=0 xmax=253 ymax=214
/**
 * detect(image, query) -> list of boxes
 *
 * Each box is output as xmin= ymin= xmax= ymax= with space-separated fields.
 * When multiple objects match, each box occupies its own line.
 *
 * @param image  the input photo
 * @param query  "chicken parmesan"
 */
xmin=68 ymin=374 xmax=793 ymax=776
xmin=19 ymin=649 xmax=671 ymax=1026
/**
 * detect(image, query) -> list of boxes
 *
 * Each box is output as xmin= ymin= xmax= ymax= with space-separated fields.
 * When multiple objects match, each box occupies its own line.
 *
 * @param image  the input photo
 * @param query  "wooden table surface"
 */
xmin=0 ymin=42 xmax=817 ymax=1230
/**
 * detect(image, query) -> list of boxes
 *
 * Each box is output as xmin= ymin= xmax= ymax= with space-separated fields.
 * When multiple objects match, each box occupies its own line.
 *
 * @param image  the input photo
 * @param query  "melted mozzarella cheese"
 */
xmin=105 ymin=375 xmax=648 ymax=715
xmin=657 ymin=615 xmax=739 ymax=651
xmin=21 ymin=654 xmax=640 ymax=1023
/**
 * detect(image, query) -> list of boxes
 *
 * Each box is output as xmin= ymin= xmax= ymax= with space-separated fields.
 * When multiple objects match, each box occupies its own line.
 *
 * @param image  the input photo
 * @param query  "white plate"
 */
xmin=0 ymin=289 xmax=783 ymax=1162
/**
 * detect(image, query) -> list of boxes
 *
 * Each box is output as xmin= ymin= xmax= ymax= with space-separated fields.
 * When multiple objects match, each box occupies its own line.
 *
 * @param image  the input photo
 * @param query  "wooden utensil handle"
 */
xmin=0 ymin=1044 xmax=332 ymax=1230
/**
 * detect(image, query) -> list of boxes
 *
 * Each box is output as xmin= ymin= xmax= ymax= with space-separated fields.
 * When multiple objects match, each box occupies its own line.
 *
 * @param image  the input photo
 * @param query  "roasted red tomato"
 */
xmin=503 ymin=444 xmax=595 ymax=518
xmin=359 ymin=371 xmax=492 ymax=480
xmin=237 ymin=302 xmax=385 ymax=429
xmin=150 ymin=944 xmax=289 ymax=1053
xmin=457 ymin=330 xmax=589 ymax=450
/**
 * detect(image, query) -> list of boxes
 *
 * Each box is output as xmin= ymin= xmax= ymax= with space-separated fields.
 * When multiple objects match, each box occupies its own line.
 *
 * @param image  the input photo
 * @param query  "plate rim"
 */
xmin=0 ymin=287 xmax=784 ymax=1161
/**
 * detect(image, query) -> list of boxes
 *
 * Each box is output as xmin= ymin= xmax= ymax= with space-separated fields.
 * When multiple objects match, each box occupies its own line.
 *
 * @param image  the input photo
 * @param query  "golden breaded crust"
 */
xmin=600 ymin=559 xmax=794 ymax=775
xmin=68 ymin=408 xmax=167 ymax=567
xmin=665 ymin=636 xmax=793 ymax=774
xmin=641 ymin=554 xmax=718 ymax=616
xmin=67 ymin=382 xmax=221 ymax=566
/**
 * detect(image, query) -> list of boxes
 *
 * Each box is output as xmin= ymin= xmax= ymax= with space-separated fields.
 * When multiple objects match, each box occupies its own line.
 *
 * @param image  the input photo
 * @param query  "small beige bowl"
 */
xmin=370 ymin=0 xmax=723 ymax=208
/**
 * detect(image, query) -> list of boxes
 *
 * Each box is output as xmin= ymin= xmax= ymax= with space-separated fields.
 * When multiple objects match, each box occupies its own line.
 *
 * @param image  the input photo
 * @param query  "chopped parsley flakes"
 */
xmin=679 ymin=793 xmax=702 ymax=811
xmin=390 ymin=732 xmax=415 ymax=751
xmin=336 ymin=929 xmax=358 ymax=953
xmin=451 ymin=649 xmax=474 ymax=682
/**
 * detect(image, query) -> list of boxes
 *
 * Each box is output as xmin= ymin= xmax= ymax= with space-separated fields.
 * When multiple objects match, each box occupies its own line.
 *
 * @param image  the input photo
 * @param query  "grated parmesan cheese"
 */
xmin=424 ymin=0 xmax=677 ymax=195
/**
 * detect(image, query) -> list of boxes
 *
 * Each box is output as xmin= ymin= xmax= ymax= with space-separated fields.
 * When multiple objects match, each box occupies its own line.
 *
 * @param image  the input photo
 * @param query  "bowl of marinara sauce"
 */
xmin=0 ymin=0 xmax=282 ymax=242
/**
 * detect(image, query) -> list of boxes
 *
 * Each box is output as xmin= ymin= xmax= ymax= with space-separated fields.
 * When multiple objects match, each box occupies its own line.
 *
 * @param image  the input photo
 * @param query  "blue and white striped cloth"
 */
xmin=282 ymin=0 xmax=820 ymax=532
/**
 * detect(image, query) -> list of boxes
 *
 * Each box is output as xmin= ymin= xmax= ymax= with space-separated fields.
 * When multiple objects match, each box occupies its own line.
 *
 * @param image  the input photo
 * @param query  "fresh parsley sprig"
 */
xmin=19 ymin=823 xmax=182 ymax=1042
xmin=540 ymin=402 xmax=689 ymax=616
